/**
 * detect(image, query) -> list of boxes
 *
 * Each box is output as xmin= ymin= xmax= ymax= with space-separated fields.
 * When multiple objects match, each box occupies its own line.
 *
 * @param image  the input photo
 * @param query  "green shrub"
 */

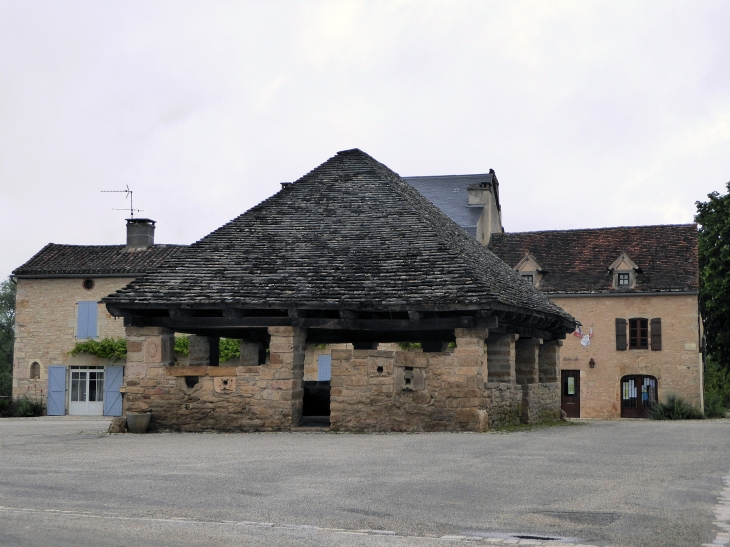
xmin=174 ymin=335 xmax=190 ymax=355
xmin=397 ymin=342 xmax=422 ymax=351
xmin=0 ymin=396 xmax=45 ymax=418
xmin=174 ymin=336 xmax=241 ymax=362
xmin=704 ymin=392 xmax=727 ymax=418
xmin=647 ymin=394 xmax=704 ymax=420
xmin=69 ymin=338 xmax=127 ymax=362
xmin=704 ymin=356 xmax=730 ymax=412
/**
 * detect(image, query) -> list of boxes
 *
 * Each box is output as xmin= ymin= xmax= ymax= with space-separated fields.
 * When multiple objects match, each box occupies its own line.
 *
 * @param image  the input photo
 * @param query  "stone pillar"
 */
xmin=486 ymin=333 xmax=518 ymax=384
xmin=515 ymin=338 xmax=540 ymax=385
xmin=538 ymin=340 xmax=562 ymax=383
xmin=453 ymin=328 xmax=489 ymax=432
xmin=124 ymin=326 xmax=174 ymax=414
xmin=267 ymin=326 xmax=306 ymax=429
xmin=239 ymin=341 xmax=261 ymax=366
xmin=188 ymin=335 xmax=210 ymax=366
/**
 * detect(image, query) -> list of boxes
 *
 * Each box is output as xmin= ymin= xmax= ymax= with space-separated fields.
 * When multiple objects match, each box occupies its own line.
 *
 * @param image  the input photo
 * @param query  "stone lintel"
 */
xmin=165 ymin=366 xmax=239 ymax=377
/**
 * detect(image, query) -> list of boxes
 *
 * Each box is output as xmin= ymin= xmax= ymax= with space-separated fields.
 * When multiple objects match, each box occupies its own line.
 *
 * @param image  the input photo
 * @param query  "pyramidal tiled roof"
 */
xmin=13 ymin=243 xmax=184 ymax=277
xmin=103 ymin=149 xmax=573 ymax=322
xmin=489 ymin=225 xmax=699 ymax=294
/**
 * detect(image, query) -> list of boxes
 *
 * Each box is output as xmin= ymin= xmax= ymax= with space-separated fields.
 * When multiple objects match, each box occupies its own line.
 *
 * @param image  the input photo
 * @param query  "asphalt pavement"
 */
xmin=1 ymin=417 xmax=728 ymax=547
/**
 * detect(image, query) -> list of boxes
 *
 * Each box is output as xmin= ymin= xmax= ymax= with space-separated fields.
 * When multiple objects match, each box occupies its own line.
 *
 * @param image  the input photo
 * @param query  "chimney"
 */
xmin=126 ymin=218 xmax=155 ymax=250
xmin=469 ymin=169 xmax=503 ymax=246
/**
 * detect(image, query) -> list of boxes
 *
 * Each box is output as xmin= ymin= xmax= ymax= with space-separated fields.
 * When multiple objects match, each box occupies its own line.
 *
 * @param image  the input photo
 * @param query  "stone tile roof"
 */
xmin=103 ymin=149 xmax=573 ymax=323
xmin=489 ymin=224 xmax=699 ymax=294
xmin=403 ymin=174 xmax=491 ymax=238
xmin=13 ymin=244 xmax=184 ymax=277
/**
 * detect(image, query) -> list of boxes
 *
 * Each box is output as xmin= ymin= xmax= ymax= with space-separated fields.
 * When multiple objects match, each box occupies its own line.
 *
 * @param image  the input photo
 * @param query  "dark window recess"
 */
xmin=615 ymin=318 xmax=627 ymax=350
xmin=82 ymin=279 xmax=95 ymax=290
xmin=617 ymin=273 xmax=630 ymax=286
xmin=629 ymin=318 xmax=649 ymax=349
xmin=184 ymin=376 xmax=199 ymax=388
xmin=30 ymin=362 xmax=40 ymax=379
xmin=522 ymin=274 xmax=533 ymax=284
xmin=650 ymin=318 xmax=662 ymax=350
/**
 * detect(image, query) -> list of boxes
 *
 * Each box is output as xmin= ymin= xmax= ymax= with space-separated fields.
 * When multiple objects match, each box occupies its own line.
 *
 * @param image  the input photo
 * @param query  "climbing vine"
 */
xmin=69 ymin=338 xmax=127 ymax=362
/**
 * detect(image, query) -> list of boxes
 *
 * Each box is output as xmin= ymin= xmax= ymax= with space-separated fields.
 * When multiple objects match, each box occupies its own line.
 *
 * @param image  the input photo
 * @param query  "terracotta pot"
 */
xmin=126 ymin=412 xmax=152 ymax=433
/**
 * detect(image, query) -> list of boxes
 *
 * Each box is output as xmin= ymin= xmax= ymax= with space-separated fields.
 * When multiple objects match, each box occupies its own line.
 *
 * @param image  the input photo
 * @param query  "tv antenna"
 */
xmin=101 ymin=185 xmax=144 ymax=218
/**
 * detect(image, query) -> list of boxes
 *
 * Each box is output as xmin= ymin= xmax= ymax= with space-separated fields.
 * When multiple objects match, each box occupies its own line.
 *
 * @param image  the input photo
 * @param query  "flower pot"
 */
xmin=126 ymin=412 xmax=152 ymax=433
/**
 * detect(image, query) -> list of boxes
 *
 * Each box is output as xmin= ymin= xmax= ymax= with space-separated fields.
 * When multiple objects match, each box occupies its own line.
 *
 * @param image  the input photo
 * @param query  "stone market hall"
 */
xmin=101 ymin=149 xmax=576 ymax=432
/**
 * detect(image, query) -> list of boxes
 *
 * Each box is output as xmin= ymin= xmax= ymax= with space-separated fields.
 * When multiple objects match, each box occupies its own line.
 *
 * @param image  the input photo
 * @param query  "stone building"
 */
xmin=101 ymin=149 xmax=576 ymax=432
xmin=11 ymin=219 xmax=182 ymax=415
xmin=489 ymin=226 xmax=702 ymax=418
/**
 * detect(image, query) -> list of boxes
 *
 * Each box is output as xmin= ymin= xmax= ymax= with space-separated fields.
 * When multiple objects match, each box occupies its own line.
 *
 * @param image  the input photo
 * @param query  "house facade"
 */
xmin=11 ymin=219 xmax=182 ymax=415
xmin=489 ymin=226 xmax=702 ymax=418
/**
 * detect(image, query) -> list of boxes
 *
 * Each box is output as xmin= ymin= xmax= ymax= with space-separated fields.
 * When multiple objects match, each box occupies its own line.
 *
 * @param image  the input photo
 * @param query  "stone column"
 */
xmin=188 ymin=335 xmax=210 ymax=366
xmin=486 ymin=333 xmax=518 ymax=384
xmin=267 ymin=326 xmax=306 ymax=429
xmin=453 ymin=328 xmax=489 ymax=432
xmin=538 ymin=340 xmax=562 ymax=383
xmin=515 ymin=338 xmax=540 ymax=385
xmin=124 ymin=326 xmax=174 ymax=414
xmin=239 ymin=341 xmax=261 ymax=366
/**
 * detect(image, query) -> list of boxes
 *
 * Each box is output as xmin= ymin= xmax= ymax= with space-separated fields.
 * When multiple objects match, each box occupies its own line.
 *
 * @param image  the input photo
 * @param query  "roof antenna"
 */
xmin=102 ymin=185 xmax=144 ymax=218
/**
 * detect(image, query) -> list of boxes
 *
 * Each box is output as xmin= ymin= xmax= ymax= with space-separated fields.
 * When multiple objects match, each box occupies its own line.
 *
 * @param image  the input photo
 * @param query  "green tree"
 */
xmin=0 ymin=277 xmax=16 ymax=397
xmin=696 ymin=181 xmax=730 ymax=369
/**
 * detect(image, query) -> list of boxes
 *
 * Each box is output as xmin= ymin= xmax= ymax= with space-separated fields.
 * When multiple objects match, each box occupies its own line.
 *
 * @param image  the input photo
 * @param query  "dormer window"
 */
xmin=514 ymin=252 xmax=544 ymax=288
xmin=609 ymin=252 xmax=640 ymax=290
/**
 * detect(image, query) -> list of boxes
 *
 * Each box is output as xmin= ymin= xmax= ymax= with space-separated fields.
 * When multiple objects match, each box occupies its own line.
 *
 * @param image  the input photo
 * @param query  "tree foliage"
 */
xmin=696 ymin=181 xmax=730 ymax=368
xmin=0 ymin=278 xmax=16 ymax=397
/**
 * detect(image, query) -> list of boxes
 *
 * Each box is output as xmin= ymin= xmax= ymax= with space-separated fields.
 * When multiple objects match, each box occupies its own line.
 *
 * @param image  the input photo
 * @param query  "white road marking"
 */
xmin=0 ymin=504 xmax=605 ymax=546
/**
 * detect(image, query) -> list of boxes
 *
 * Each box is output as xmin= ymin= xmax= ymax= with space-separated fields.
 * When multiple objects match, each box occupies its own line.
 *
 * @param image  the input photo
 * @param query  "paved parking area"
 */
xmin=1 ymin=417 xmax=729 ymax=547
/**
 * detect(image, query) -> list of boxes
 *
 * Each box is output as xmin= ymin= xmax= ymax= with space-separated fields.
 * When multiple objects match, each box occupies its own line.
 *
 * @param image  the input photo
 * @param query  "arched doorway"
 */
xmin=621 ymin=375 xmax=657 ymax=418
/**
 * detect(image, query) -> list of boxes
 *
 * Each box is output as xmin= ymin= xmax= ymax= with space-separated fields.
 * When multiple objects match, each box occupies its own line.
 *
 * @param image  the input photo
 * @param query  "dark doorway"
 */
xmin=561 ymin=370 xmax=580 ymax=418
xmin=621 ymin=375 xmax=657 ymax=418
xmin=301 ymin=354 xmax=331 ymax=427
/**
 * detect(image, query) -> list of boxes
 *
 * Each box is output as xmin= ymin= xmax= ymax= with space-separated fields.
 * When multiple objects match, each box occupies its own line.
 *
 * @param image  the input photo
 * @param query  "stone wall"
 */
xmin=122 ymin=326 xmax=306 ymax=432
xmin=521 ymin=383 xmax=561 ymax=424
xmin=551 ymin=294 xmax=703 ymax=418
xmin=12 ymin=277 xmax=134 ymax=400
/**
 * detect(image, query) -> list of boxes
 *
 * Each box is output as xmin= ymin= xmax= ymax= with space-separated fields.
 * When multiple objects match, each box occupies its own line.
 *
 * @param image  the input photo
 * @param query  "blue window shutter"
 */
xmin=77 ymin=302 xmax=97 ymax=338
xmin=47 ymin=366 xmax=66 ymax=416
xmin=317 ymin=355 xmax=332 ymax=382
xmin=103 ymin=366 xmax=123 ymax=416
xmin=87 ymin=302 xmax=98 ymax=338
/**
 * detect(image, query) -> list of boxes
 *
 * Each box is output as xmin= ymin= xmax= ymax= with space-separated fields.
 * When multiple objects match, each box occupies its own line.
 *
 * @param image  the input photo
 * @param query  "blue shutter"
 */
xmin=103 ymin=366 xmax=123 ymax=416
xmin=77 ymin=302 xmax=98 ymax=339
xmin=47 ymin=366 xmax=66 ymax=416
xmin=317 ymin=355 xmax=332 ymax=382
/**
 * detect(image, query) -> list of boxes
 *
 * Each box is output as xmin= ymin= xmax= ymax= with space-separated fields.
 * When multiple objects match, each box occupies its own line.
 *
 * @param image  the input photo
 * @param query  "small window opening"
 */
xmin=617 ymin=273 xmax=630 ymax=286
xmin=405 ymin=377 xmax=412 ymax=385
xmin=522 ymin=274 xmax=533 ymax=284
xmin=30 ymin=362 xmax=40 ymax=379
xmin=185 ymin=376 xmax=199 ymax=388
xmin=376 ymin=366 xmax=384 ymax=374
xmin=82 ymin=279 xmax=95 ymax=291
xmin=405 ymin=366 xmax=413 ymax=371
xmin=222 ymin=379 xmax=228 ymax=386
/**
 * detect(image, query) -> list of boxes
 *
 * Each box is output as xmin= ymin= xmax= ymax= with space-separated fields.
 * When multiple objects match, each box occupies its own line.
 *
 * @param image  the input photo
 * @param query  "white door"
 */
xmin=69 ymin=367 xmax=104 ymax=415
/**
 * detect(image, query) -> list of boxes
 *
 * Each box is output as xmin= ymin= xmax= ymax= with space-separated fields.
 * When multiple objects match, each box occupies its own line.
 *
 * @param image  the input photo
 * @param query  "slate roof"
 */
xmin=403 ymin=174 xmax=493 ymax=238
xmin=103 ymin=149 xmax=573 ymax=324
xmin=13 ymin=244 xmax=184 ymax=277
xmin=489 ymin=225 xmax=699 ymax=294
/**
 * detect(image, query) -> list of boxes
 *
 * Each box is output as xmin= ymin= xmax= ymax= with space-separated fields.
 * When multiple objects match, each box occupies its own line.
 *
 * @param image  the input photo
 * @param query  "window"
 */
xmin=617 ymin=273 xmax=630 ymax=286
xmin=616 ymin=317 xmax=661 ymax=351
xmin=77 ymin=301 xmax=98 ymax=339
xmin=82 ymin=279 xmax=95 ymax=290
xmin=522 ymin=274 xmax=534 ymax=284
xmin=30 ymin=362 xmax=40 ymax=379
xmin=629 ymin=318 xmax=648 ymax=349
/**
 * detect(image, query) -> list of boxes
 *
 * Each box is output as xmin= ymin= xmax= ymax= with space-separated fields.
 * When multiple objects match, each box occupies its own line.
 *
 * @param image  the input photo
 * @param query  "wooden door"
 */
xmin=561 ymin=370 xmax=580 ymax=418
xmin=621 ymin=375 xmax=657 ymax=418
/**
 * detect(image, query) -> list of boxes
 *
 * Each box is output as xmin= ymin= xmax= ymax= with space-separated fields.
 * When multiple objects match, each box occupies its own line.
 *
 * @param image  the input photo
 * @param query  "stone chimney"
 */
xmin=126 ymin=218 xmax=155 ymax=250
xmin=468 ymin=169 xmax=503 ymax=246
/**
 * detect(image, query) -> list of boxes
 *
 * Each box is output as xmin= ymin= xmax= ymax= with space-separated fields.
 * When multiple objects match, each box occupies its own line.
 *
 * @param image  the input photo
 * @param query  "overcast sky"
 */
xmin=2 ymin=0 xmax=729 ymax=279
